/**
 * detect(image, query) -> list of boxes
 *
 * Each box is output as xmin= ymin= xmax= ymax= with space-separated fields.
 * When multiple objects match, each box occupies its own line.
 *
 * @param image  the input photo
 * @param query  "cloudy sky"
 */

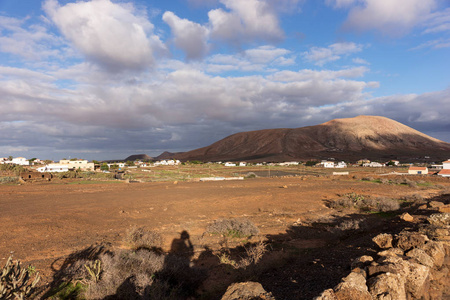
xmin=0 ymin=0 xmax=449 ymax=160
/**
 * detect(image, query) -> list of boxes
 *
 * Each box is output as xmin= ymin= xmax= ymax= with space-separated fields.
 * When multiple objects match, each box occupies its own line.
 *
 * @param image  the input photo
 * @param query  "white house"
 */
xmin=442 ymin=160 xmax=450 ymax=169
xmin=224 ymin=162 xmax=236 ymax=167
xmin=320 ymin=161 xmax=335 ymax=168
xmin=239 ymin=162 xmax=247 ymax=167
xmin=408 ymin=166 xmax=428 ymax=175
xmin=335 ymin=161 xmax=347 ymax=168
xmin=37 ymin=164 xmax=69 ymax=173
xmin=9 ymin=157 xmax=30 ymax=166
xmin=59 ymin=159 xmax=94 ymax=171
xmin=278 ymin=162 xmax=299 ymax=166
xmin=364 ymin=162 xmax=384 ymax=167
xmin=438 ymin=169 xmax=450 ymax=177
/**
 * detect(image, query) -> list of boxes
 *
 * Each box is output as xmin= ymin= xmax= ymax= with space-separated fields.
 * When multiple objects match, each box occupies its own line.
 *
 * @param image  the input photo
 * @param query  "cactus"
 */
xmin=84 ymin=260 xmax=102 ymax=283
xmin=0 ymin=256 xmax=40 ymax=299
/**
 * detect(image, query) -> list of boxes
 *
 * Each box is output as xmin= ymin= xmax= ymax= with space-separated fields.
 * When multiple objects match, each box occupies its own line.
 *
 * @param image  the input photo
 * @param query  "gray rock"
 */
xmin=405 ymin=261 xmax=430 ymax=299
xmin=428 ymin=213 xmax=450 ymax=227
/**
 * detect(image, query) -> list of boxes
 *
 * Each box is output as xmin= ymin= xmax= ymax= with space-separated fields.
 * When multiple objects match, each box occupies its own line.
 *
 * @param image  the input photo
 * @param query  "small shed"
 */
xmin=408 ymin=166 xmax=428 ymax=175
xmin=20 ymin=171 xmax=52 ymax=181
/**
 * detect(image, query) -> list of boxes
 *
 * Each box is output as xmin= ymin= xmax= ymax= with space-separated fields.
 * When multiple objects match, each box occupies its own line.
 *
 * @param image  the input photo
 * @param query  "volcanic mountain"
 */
xmin=172 ymin=116 xmax=450 ymax=162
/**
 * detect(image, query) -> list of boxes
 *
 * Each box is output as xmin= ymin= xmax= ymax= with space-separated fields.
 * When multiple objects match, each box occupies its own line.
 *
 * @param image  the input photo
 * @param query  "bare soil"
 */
xmin=0 ymin=175 xmax=448 ymax=299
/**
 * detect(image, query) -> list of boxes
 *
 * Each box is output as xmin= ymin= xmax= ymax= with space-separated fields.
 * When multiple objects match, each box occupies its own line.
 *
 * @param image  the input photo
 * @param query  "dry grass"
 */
xmin=206 ymin=218 xmax=260 ymax=238
xmin=123 ymin=227 xmax=163 ymax=251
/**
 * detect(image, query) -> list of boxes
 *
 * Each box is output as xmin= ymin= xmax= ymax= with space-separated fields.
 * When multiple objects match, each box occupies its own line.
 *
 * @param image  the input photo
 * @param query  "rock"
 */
xmin=405 ymin=262 xmax=430 ymax=299
xmin=373 ymin=233 xmax=393 ymax=249
xmin=368 ymin=272 xmax=407 ymax=300
xmin=428 ymin=213 xmax=450 ymax=227
xmin=439 ymin=205 xmax=450 ymax=213
xmin=314 ymin=289 xmax=338 ymax=300
xmin=395 ymin=233 xmax=429 ymax=251
xmin=406 ymin=248 xmax=434 ymax=268
xmin=422 ymin=241 xmax=445 ymax=268
xmin=333 ymin=272 xmax=372 ymax=300
xmin=378 ymin=248 xmax=404 ymax=257
xmin=418 ymin=204 xmax=427 ymax=210
xmin=221 ymin=282 xmax=275 ymax=300
xmin=351 ymin=255 xmax=373 ymax=270
xmin=400 ymin=212 xmax=414 ymax=222
xmin=367 ymin=264 xmax=398 ymax=277
xmin=429 ymin=201 xmax=445 ymax=208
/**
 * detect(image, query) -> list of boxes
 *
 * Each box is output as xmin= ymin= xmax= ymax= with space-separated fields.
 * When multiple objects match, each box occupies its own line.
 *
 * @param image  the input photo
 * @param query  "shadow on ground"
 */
xmin=42 ymin=193 xmax=448 ymax=300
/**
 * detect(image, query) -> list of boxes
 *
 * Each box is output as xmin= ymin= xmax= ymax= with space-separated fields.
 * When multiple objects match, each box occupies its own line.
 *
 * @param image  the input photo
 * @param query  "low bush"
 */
xmin=85 ymin=249 xmax=165 ymax=299
xmin=123 ymin=227 xmax=163 ymax=251
xmin=0 ymin=176 xmax=19 ymax=184
xmin=217 ymin=240 xmax=267 ymax=269
xmin=335 ymin=219 xmax=362 ymax=231
xmin=329 ymin=194 xmax=400 ymax=212
xmin=206 ymin=218 xmax=260 ymax=238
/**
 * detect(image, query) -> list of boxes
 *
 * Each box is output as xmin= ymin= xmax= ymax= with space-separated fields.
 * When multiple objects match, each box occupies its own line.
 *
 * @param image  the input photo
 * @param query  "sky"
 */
xmin=0 ymin=0 xmax=449 ymax=161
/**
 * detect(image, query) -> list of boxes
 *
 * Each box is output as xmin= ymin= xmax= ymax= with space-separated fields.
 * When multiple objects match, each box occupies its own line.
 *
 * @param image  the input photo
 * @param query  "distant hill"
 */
xmin=124 ymin=154 xmax=153 ymax=161
xmin=154 ymin=151 xmax=181 ymax=160
xmin=171 ymin=116 xmax=450 ymax=162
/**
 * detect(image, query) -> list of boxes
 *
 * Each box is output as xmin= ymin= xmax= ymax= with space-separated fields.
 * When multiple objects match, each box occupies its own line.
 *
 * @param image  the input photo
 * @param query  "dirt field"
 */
xmin=0 ymin=174 xmax=448 ymax=298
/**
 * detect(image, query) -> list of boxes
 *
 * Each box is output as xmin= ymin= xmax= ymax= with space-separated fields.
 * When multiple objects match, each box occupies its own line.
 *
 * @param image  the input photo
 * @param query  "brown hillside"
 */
xmin=174 ymin=116 xmax=450 ymax=162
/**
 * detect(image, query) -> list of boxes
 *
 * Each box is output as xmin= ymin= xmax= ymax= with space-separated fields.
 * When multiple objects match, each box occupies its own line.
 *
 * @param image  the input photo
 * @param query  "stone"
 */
xmin=334 ymin=272 xmax=372 ymax=300
xmin=406 ymin=248 xmax=434 ymax=268
xmin=428 ymin=213 xmax=450 ymax=227
xmin=405 ymin=262 xmax=430 ymax=299
xmin=351 ymin=255 xmax=373 ymax=270
xmin=422 ymin=241 xmax=445 ymax=268
xmin=429 ymin=201 xmax=445 ymax=208
xmin=221 ymin=282 xmax=275 ymax=300
xmin=395 ymin=233 xmax=429 ymax=251
xmin=368 ymin=272 xmax=407 ymax=300
xmin=378 ymin=248 xmax=404 ymax=257
xmin=400 ymin=212 xmax=414 ymax=222
xmin=439 ymin=205 xmax=450 ymax=213
xmin=373 ymin=233 xmax=393 ymax=249
xmin=314 ymin=289 xmax=338 ymax=300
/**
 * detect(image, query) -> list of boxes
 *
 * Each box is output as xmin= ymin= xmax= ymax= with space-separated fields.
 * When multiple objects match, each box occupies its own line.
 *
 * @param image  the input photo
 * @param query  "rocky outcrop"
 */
xmin=315 ymin=212 xmax=450 ymax=300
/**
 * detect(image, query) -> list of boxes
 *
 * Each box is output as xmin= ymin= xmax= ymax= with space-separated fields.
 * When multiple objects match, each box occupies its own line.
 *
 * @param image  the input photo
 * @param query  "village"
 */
xmin=1 ymin=156 xmax=450 ymax=181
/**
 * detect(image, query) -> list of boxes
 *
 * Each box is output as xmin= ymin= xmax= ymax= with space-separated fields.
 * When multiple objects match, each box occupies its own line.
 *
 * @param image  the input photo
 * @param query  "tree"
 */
xmin=101 ymin=163 xmax=109 ymax=171
xmin=126 ymin=160 xmax=134 ymax=166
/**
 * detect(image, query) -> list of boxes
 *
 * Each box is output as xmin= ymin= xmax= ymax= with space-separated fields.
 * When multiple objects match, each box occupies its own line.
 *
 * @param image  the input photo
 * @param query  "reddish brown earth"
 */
xmin=173 ymin=115 xmax=450 ymax=162
xmin=0 ymin=176 xmax=448 ymax=298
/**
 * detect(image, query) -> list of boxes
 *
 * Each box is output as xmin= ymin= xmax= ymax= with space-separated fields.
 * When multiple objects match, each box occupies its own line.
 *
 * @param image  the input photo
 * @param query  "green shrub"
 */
xmin=0 ymin=177 xmax=19 ymax=184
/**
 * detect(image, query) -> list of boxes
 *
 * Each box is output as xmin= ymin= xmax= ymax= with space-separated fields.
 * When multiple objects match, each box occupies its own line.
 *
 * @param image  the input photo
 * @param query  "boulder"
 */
xmin=405 ymin=262 xmax=430 ymax=299
xmin=351 ymin=255 xmax=373 ymax=270
xmin=221 ymin=282 xmax=275 ymax=300
xmin=395 ymin=233 xmax=429 ymax=251
xmin=406 ymin=248 xmax=434 ymax=268
xmin=422 ymin=241 xmax=445 ymax=268
xmin=368 ymin=272 xmax=406 ymax=300
xmin=333 ymin=272 xmax=372 ymax=300
xmin=373 ymin=233 xmax=393 ymax=249
xmin=429 ymin=201 xmax=445 ymax=208
xmin=439 ymin=205 xmax=450 ymax=213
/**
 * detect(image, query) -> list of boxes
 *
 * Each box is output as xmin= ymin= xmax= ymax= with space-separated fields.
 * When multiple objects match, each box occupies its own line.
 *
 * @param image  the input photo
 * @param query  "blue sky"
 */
xmin=0 ymin=0 xmax=449 ymax=161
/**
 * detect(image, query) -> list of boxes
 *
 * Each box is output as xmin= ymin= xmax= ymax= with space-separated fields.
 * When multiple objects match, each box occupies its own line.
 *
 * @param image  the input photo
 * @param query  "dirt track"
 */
xmin=0 ymin=176 xmax=440 ymax=291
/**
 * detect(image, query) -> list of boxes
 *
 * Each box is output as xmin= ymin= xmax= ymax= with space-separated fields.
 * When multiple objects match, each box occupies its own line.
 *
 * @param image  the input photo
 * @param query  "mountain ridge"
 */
xmin=170 ymin=115 xmax=450 ymax=162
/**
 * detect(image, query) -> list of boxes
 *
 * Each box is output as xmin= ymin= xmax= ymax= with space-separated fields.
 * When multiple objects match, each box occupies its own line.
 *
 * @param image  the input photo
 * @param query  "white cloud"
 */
xmin=352 ymin=57 xmax=370 ymax=65
xmin=244 ymin=45 xmax=291 ymax=64
xmin=0 ymin=16 xmax=62 ymax=60
xmin=422 ymin=7 xmax=450 ymax=34
xmin=341 ymin=0 xmax=438 ymax=36
xmin=162 ymin=11 xmax=210 ymax=60
xmin=303 ymin=42 xmax=363 ymax=66
xmin=43 ymin=0 xmax=166 ymax=72
xmin=208 ymin=0 xmax=284 ymax=45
